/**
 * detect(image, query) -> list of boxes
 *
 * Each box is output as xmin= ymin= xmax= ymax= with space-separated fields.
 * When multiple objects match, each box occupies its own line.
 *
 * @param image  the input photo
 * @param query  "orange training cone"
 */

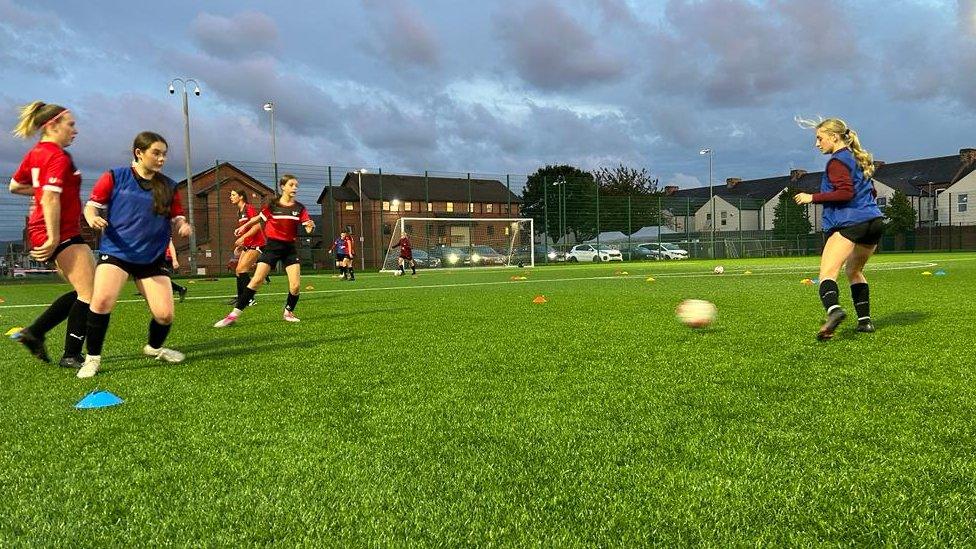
xmin=532 ymin=295 xmax=547 ymax=304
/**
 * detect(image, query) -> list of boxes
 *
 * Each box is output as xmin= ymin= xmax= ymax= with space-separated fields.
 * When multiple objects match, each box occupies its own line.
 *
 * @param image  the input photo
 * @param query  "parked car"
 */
xmin=535 ymin=244 xmax=565 ymax=262
xmin=428 ymin=246 xmax=469 ymax=267
xmin=385 ymin=248 xmax=441 ymax=268
xmin=566 ymin=244 xmax=623 ymax=262
xmin=469 ymin=245 xmax=507 ymax=266
xmin=638 ymin=242 xmax=689 ymax=260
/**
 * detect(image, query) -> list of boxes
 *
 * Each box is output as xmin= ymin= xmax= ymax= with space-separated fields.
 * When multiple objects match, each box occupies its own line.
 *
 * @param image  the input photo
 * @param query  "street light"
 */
xmin=263 ymin=101 xmax=278 ymax=183
xmin=169 ymin=77 xmax=201 ymax=274
xmin=699 ymin=148 xmax=715 ymax=259
xmin=356 ymin=168 xmax=368 ymax=271
xmin=553 ymin=176 xmax=567 ymax=248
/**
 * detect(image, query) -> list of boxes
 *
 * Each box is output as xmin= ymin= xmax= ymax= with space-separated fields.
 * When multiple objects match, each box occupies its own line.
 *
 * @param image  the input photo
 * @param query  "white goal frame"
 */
xmin=380 ymin=217 xmax=535 ymax=272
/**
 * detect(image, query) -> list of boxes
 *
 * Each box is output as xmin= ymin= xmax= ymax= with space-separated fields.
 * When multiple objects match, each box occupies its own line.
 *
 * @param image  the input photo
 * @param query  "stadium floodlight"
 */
xmin=699 ymin=147 xmax=715 ymax=259
xmin=380 ymin=217 xmax=535 ymax=272
xmin=168 ymin=77 xmax=201 ymax=274
xmin=355 ymin=169 xmax=368 ymax=271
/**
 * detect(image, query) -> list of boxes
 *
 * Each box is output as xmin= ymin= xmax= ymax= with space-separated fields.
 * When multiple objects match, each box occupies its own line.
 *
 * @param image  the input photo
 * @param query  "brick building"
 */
xmin=317 ymin=172 xmax=522 ymax=268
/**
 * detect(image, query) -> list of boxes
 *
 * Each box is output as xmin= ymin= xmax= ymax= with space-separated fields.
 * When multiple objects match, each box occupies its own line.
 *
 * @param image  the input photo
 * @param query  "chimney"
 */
xmin=873 ymin=160 xmax=886 ymax=170
xmin=664 ymin=185 xmax=679 ymax=195
xmin=789 ymin=169 xmax=807 ymax=182
xmin=726 ymin=177 xmax=742 ymax=189
xmin=960 ymin=148 xmax=976 ymax=166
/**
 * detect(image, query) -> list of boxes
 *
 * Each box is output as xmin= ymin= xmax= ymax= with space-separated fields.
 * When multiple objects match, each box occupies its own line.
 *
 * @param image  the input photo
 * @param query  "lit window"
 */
xmin=447 ymin=202 xmax=454 ymax=212
xmin=345 ymin=202 xmax=354 ymax=211
xmin=486 ymin=203 xmax=493 ymax=213
xmin=427 ymin=202 xmax=433 ymax=212
xmin=383 ymin=201 xmax=390 ymax=211
xmin=405 ymin=202 xmax=412 ymax=211
xmin=468 ymin=203 xmax=474 ymax=213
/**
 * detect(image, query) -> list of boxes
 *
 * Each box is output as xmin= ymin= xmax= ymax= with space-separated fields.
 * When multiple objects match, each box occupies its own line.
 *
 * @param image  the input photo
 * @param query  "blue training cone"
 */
xmin=934 ymin=269 xmax=947 ymax=276
xmin=75 ymin=390 xmax=123 ymax=410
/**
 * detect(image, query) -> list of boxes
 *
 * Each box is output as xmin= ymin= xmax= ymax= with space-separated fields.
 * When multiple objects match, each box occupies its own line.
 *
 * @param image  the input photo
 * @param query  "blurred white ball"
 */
xmin=713 ymin=265 xmax=725 ymax=274
xmin=676 ymin=299 xmax=717 ymax=328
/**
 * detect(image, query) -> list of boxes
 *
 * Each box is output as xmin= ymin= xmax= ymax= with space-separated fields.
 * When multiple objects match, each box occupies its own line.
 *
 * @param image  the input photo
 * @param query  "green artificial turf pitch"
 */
xmin=1 ymin=253 xmax=975 ymax=545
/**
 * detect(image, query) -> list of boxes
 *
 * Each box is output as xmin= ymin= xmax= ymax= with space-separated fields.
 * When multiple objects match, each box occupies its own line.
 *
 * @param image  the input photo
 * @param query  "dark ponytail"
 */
xmin=132 ymin=131 xmax=174 ymax=216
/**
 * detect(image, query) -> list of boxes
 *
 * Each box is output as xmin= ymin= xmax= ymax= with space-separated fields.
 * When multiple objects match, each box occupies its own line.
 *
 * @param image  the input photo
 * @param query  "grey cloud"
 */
xmin=361 ymin=0 xmax=441 ymax=71
xmin=189 ymin=11 xmax=279 ymax=60
xmin=494 ymin=1 xmax=626 ymax=90
xmin=350 ymin=100 xmax=438 ymax=155
xmin=645 ymin=0 xmax=862 ymax=107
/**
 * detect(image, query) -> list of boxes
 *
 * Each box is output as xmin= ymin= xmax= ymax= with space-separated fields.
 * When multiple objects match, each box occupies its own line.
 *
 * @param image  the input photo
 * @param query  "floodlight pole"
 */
xmin=700 ymin=148 xmax=715 ymax=258
xmin=170 ymin=77 xmax=200 ymax=275
xmin=357 ymin=169 xmax=367 ymax=271
xmin=263 ymin=101 xmax=278 ymax=183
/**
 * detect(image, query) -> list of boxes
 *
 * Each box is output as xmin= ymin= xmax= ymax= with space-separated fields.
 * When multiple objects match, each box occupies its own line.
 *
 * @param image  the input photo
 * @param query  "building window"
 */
xmin=706 ymin=213 xmax=712 ymax=220
xmin=721 ymin=211 xmax=727 ymax=226
xmin=504 ymin=226 xmax=510 ymax=235
xmin=503 ymin=204 xmax=510 ymax=213
xmin=487 ymin=225 xmax=494 ymax=236
xmin=469 ymin=203 xmax=475 ymax=213
xmin=877 ymin=197 xmax=888 ymax=208
xmin=345 ymin=202 xmax=354 ymax=211
xmin=447 ymin=202 xmax=454 ymax=212
xmin=427 ymin=202 xmax=433 ymax=212
xmin=405 ymin=202 xmax=412 ymax=211
xmin=383 ymin=223 xmax=392 ymax=235
xmin=486 ymin=203 xmax=493 ymax=213
xmin=437 ymin=225 xmax=446 ymax=236
xmin=383 ymin=201 xmax=390 ymax=211
xmin=959 ymin=193 xmax=968 ymax=213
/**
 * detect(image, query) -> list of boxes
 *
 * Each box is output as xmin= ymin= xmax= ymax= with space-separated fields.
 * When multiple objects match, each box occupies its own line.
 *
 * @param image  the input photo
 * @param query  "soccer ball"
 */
xmin=393 ymin=270 xmax=403 ymax=277
xmin=676 ymin=299 xmax=717 ymax=328
xmin=713 ymin=265 xmax=725 ymax=274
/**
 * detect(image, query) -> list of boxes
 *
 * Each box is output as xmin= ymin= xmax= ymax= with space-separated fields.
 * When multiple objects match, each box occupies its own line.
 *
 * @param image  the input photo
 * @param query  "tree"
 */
xmin=884 ymin=190 xmax=917 ymax=235
xmin=592 ymin=164 xmax=664 ymax=233
xmin=521 ymin=165 xmax=598 ymax=244
xmin=772 ymin=187 xmax=813 ymax=237
xmin=592 ymin=164 xmax=659 ymax=196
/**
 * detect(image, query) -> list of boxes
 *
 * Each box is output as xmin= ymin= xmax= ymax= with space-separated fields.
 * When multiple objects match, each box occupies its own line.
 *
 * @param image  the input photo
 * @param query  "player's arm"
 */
xmin=236 ymin=208 xmax=266 ymax=236
xmin=30 ymin=155 xmax=71 ymax=260
xmin=168 ymin=240 xmax=180 ymax=269
xmin=86 ymin=171 xmax=113 ymax=230
xmin=300 ymin=207 xmax=314 ymax=234
xmin=169 ymin=188 xmax=191 ymax=237
xmin=9 ymin=161 xmax=34 ymax=195
xmin=811 ymin=160 xmax=855 ymax=203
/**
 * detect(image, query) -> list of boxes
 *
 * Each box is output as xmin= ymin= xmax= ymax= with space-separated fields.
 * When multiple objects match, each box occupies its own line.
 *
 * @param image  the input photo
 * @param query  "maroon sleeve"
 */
xmin=299 ymin=206 xmax=311 ymax=223
xmin=169 ymin=189 xmax=185 ymax=218
xmin=812 ymin=160 xmax=855 ymax=203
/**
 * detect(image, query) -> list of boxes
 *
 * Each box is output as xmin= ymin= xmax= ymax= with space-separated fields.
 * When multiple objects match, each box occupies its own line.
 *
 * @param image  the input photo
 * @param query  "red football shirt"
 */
xmin=396 ymin=237 xmax=412 ymax=258
xmin=260 ymin=200 xmax=310 ymax=243
xmin=11 ymin=141 xmax=82 ymax=247
xmin=237 ymin=203 xmax=266 ymax=247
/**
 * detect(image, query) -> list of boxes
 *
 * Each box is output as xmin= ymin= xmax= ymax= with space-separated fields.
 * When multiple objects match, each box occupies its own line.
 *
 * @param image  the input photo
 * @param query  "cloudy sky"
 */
xmin=1 ymin=0 xmax=974 ymax=213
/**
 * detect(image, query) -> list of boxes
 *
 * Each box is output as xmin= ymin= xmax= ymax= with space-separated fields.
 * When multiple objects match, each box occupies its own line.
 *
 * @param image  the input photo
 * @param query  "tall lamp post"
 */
xmin=356 ymin=168 xmax=368 ymax=271
xmin=263 ymin=101 xmax=278 ymax=183
xmin=699 ymin=148 xmax=715 ymax=258
xmin=169 ymin=78 xmax=201 ymax=274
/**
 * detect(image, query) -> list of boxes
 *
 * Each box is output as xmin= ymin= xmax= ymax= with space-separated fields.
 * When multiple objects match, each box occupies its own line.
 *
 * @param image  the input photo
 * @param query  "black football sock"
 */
xmin=285 ymin=292 xmax=300 ymax=312
xmin=851 ymin=283 xmax=870 ymax=322
xmin=236 ymin=273 xmax=249 ymax=299
xmin=63 ymin=299 xmax=89 ymax=356
xmin=348 ymin=267 xmax=355 ymax=280
xmin=28 ymin=290 xmax=77 ymax=337
xmin=85 ymin=311 xmax=111 ymax=356
xmin=819 ymin=279 xmax=841 ymax=313
xmin=148 ymin=319 xmax=171 ymax=349
xmin=237 ymin=286 xmax=257 ymax=310
xmin=171 ymin=281 xmax=186 ymax=294
xmin=411 ymin=263 xmax=416 ymax=275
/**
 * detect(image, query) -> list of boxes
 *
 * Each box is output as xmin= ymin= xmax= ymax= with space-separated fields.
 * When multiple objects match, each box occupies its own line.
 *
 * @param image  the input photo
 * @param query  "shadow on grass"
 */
xmin=875 ymin=311 xmax=931 ymax=327
xmin=99 ymin=333 xmax=361 ymax=375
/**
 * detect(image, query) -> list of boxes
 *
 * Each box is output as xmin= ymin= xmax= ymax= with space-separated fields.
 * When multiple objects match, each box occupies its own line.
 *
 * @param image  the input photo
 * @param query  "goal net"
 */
xmin=380 ymin=217 xmax=535 ymax=272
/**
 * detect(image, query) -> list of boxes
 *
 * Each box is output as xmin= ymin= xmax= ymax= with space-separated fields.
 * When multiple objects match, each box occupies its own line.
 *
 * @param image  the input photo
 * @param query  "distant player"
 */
xmin=165 ymin=239 xmax=188 ymax=303
xmin=228 ymin=188 xmax=266 ymax=305
xmin=213 ymin=174 xmax=314 ymax=327
xmin=8 ymin=100 xmax=93 ymax=368
xmin=329 ymin=230 xmax=356 ymax=280
xmin=77 ymin=131 xmax=193 ymax=378
xmin=794 ymin=117 xmax=883 ymax=340
xmin=391 ymin=232 xmax=416 ymax=276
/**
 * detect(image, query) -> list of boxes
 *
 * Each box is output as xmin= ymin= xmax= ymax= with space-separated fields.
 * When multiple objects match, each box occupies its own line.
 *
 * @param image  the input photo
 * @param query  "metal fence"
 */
xmin=2 ymin=160 xmax=974 ymax=278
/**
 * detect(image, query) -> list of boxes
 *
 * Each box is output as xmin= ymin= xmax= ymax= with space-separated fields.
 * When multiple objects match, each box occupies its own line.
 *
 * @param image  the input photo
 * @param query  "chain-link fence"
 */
xmin=2 ymin=160 xmax=974 ymax=278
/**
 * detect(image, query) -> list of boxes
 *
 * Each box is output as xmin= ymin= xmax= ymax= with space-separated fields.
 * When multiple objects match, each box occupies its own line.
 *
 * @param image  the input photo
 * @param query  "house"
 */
xmin=870 ymin=149 xmax=976 ymax=226
xmin=317 ymin=172 xmax=522 ymax=268
xmin=172 ymin=162 xmax=276 ymax=275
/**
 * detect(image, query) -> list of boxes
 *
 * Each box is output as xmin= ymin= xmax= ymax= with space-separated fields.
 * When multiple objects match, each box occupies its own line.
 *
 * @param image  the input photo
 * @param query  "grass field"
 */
xmin=1 ymin=252 xmax=975 ymax=546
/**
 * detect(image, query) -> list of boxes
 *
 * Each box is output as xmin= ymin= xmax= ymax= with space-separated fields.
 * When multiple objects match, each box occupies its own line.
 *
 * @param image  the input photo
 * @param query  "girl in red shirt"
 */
xmin=8 ymin=101 xmax=94 ymax=368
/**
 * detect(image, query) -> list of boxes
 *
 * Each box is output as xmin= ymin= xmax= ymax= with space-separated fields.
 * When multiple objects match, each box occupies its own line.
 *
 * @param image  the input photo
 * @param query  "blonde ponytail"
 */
xmin=795 ymin=116 xmax=874 ymax=178
xmin=11 ymin=101 xmax=67 ymax=139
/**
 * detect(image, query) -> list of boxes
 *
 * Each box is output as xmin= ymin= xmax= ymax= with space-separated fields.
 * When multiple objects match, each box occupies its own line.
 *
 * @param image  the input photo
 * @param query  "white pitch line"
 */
xmin=0 ymin=260 xmax=940 ymax=310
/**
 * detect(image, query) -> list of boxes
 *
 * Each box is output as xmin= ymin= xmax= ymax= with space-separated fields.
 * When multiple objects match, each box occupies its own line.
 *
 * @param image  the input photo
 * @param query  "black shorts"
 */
xmin=829 ymin=217 xmax=885 ymax=246
xmin=336 ymin=253 xmax=350 ymax=262
xmin=259 ymin=239 xmax=301 ymax=268
xmin=399 ymin=254 xmax=413 ymax=261
xmin=240 ymin=245 xmax=262 ymax=253
xmin=98 ymin=253 xmax=172 ymax=280
xmin=49 ymin=235 xmax=87 ymax=263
